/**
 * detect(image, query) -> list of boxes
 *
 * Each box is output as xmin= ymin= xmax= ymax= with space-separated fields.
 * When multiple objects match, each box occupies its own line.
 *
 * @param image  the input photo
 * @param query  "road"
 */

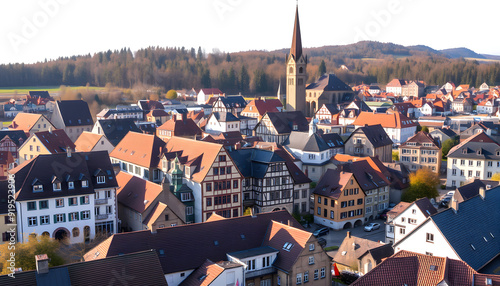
xmin=306 ymin=219 xmax=387 ymax=249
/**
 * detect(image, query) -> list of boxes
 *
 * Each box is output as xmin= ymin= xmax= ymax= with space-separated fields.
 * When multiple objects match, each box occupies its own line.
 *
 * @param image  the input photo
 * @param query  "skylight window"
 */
xmin=283 ymin=242 xmax=293 ymax=251
xmin=470 ymin=244 xmax=476 ymax=251
xmin=429 ymin=265 xmax=438 ymax=271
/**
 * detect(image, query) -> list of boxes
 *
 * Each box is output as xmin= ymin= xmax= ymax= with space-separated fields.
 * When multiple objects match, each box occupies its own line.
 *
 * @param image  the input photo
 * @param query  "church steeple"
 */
xmin=290 ymin=5 xmax=303 ymax=61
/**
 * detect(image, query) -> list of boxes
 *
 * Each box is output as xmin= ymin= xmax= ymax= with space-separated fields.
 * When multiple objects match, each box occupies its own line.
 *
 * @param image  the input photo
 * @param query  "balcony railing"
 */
xmin=246 ymin=267 xmax=276 ymax=279
xmin=96 ymin=214 xmax=109 ymax=220
xmin=95 ymin=198 xmax=108 ymax=205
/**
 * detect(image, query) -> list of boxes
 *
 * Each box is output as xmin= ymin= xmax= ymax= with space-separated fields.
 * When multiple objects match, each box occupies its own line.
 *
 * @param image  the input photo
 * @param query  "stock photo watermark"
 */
xmin=6 ymin=173 xmax=17 ymax=278
xmin=7 ymin=0 xmax=70 ymax=54
xmin=213 ymin=0 xmax=243 ymax=21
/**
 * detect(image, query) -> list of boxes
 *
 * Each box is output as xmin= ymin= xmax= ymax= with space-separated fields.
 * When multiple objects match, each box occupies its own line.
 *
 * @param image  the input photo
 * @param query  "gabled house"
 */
xmin=477 ymin=99 xmax=498 ymax=115
xmin=180 ymin=259 xmax=244 ymax=286
xmin=116 ymin=171 xmax=188 ymax=232
xmin=345 ymin=124 xmax=393 ymax=162
xmin=333 ymin=232 xmax=393 ymax=274
xmin=460 ymin=122 xmax=500 ymax=143
xmin=284 ymin=120 xmax=344 ymax=182
xmin=454 ymin=178 xmax=499 ymax=203
xmin=390 ymin=102 xmax=417 ymax=118
xmin=385 ymin=79 xmax=407 ymax=95
xmin=429 ymin=127 xmax=457 ymax=147
xmin=3 ymin=103 xmax=23 ymax=118
xmin=8 ymin=113 xmax=55 ymax=136
xmin=313 ymin=169 xmax=365 ymax=230
xmin=0 ymin=151 xmax=15 ymax=179
xmin=159 ymin=137 xmax=243 ymax=222
xmin=390 ymin=197 xmax=437 ymax=245
xmin=446 ymin=131 xmax=500 ymax=187
xmin=51 ymin=100 xmax=94 ymax=142
xmin=92 ymin=119 xmax=142 ymax=146
xmin=402 ymin=81 xmax=425 ymax=98
xmin=384 ymin=201 xmax=411 ymax=244
xmin=0 ymin=130 xmax=28 ymax=160
xmin=451 ymin=97 xmax=474 ymax=114
xmin=83 ymin=211 xmax=331 ymax=286
xmin=96 ymin=106 xmax=143 ymax=120
xmin=156 ymin=113 xmax=202 ymax=141
xmin=398 ymin=131 xmax=442 ymax=172
xmin=240 ymin=98 xmax=282 ymax=120
xmin=205 ymin=112 xmax=241 ymax=134
xmin=18 ymin=129 xmax=75 ymax=163
xmin=212 ymin=96 xmax=247 ymax=114
xmin=228 ymin=147 xmax=295 ymax=215
xmin=351 ymin=250 xmax=484 ymax=286
xmin=110 ymin=132 xmax=166 ymax=183
xmin=197 ymin=88 xmax=223 ymax=105
xmin=393 ymin=187 xmax=500 ymax=271
xmin=74 ymin=132 xmax=114 ymax=153
xmin=9 ymin=151 xmax=118 ymax=244
xmin=146 ymin=109 xmax=170 ymax=125
xmin=253 ymin=111 xmax=308 ymax=145
xmin=314 ymin=103 xmax=339 ymax=124
xmin=352 ymin=111 xmax=418 ymax=144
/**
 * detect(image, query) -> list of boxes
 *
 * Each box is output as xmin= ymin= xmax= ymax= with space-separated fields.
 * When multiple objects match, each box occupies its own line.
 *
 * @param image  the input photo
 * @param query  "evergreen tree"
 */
xmin=318 ymin=60 xmax=326 ymax=76
xmin=239 ymin=65 xmax=250 ymax=93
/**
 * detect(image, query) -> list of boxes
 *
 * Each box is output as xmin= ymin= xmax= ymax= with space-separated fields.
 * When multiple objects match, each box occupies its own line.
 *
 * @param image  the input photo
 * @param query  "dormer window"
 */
xmin=33 ymin=184 xmax=43 ymax=192
xmin=68 ymin=182 xmax=74 ymax=189
xmin=293 ymin=124 xmax=298 ymax=131
xmin=82 ymin=180 xmax=88 ymax=188
xmin=53 ymin=182 xmax=61 ymax=191
xmin=97 ymin=176 xmax=105 ymax=184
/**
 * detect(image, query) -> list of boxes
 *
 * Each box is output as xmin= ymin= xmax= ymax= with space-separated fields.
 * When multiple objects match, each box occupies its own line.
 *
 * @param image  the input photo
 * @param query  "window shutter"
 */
xmin=63 ymin=214 xmax=66 ymax=223
xmin=80 ymin=211 xmax=84 ymax=219
xmin=53 ymin=214 xmax=57 ymax=223
xmin=80 ymin=197 xmax=84 ymax=204
xmin=76 ymin=212 xmax=79 ymax=220
xmin=69 ymin=214 xmax=72 ymax=222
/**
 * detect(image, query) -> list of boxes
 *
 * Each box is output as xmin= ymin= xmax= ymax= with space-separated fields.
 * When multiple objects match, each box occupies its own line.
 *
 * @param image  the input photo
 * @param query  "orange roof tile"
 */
xmin=142 ymin=201 xmax=168 ymax=226
xmin=110 ymin=132 xmax=166 ymax=168
xmin=74 ymin=132 xmax=103 ymax=152
xmin=9 ymin=113 xmax=52 ymax=132
xmin=353 ymin=111 xmax=418 ymax=129
xmin=116 ymin=171 xmax=163 ymax=213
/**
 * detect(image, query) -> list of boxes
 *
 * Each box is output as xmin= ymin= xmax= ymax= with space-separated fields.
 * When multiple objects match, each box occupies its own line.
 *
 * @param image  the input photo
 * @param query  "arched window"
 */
xmin=42 ymin=231 xmax=50 ymax=237
xmin=289 ymin=67 xmax=294 ymax=74
xmin=73 ymin=227 xmax=80 ymax=237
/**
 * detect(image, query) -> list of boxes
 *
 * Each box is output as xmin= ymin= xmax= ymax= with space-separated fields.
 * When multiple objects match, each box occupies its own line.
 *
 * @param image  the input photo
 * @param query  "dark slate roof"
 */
xmin=0 ymin=250 xmax=167 ymax=286
xmin=97 ymin=119 xmax=142 ymax=146
xmin=364 ymin=244 xmax=395 ymax=264
xmin=285 ymin=131 xmax=330 ymax=152
xmin=306 ymin=74 xmax=352 ymax=91
xmin=0 ymin=130 xmax=28 ymax=146
xmin=3 ymin=104 xmax=23 ymax=112
xmin=84 ymin=210 xmax=302 ymax=274
xmin=433 ymin=128 xmax=457 ymax=138
xmin=429 ymin=187 xmax=500 ymax=270
xmin=313 ymin=169 xmax=352 ymax=199
xmin=273 ymin=148 xmax=311 ymax=185
xmin=456 ymin=179 xmax=500 ymax=202
xmin=138 ymin=100 xmax=165 ymax=111
xmin=322 ymin=103 xmax=339 ymax=114
xmin=228 ymin=148 xmax=285 ymax=178
xmin=212 ymin=112 xmax=240 ymax=122
xmin=290 ymin=5 xmax=303 ymax=60
xmin=228 ymin=246 xmax=278 ymax=259
xmin=29 ymin=91 xmax=51 ymax=98
xmin=321 ymin=133 xmax=345 ymax=149
xmin=264 ymin=111 xmax=308 ymax=134
xmin=342 ymin=160 xmax=389 ymax=191
xmin=56 ymin=100 xmax=93 ymax=127
xmin=216 ymin=96 xmax=247 ymax=109
xmin=349 ymin=98 xmax=373 ymax=112
xmin=447 ymin=132 xmax=500 ymax=160
xmin=347 ymin=124 xmax=393 ymax=148
xmin=413 ymin=197 xmax=437 ymax=217
xmin=11 ymin=151 xmax=117 ymax=202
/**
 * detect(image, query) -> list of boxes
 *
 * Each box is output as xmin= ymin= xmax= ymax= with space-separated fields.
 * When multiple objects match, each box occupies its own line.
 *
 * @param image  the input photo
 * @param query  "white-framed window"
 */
xmin=97 ymin=176 xmax=105 ymax=184
xmin=69 ymin=197 xmax=78 ymax=206
xmin=69 ymin=212 xmax=79 ymax=221
xmin=82 ymin=180 xmax=88 ymax=188
xmin=304 ymin=271 xmax=309 ymax=282
xmin=400 ymin=228 xmax=406 ymax=235
xmin=28 ymin=216 xmax=37 ymax=227
xmin=55 ymin=213 xmax=65 ymax=223
xmin=277 ymin=276 xmax=281 ymax=285
xmin=55 ymin=199 xmax=64 ymax=208
xmin=186 ymin=206 xmax=194 ymax=216
xmin=262 ymin=256 xmax=271 ymax=268
xmin=33 ymin=184 xmax=43 ymax=192
xmin=106 ymin=206 xmax=112 ymax=214
xmin=40 ymin=215 xmax=49 ymax=225
xmin=308 ymin=256 xmax=314 ymax=265
xmin=309 ymin=243 xmax=315 ymax=251
xmin=53 ymin=182 xmax=61 ymax=191
xmin=296 ymin=273 xmax=302 ymax=285
xmin=81 ymin=210 xmax=90 ymax=220
xmin=68 ymin=181 xmax=74 ymax=189
xmin=314 ymin=269 xmax=319 ymax=280
xmin=247 ymin=259 xmax=256 ymax=271
xmin=321 ymin=267 xmax=325 ymax=278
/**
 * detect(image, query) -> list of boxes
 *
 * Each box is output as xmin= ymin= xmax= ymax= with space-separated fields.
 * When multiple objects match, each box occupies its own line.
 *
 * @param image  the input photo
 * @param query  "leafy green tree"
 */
xmin=442 ymin=137 xmax=459 ymax=159
xmin=0 ymin=235 xmax=65 ymax=274
xmin=392 ymin=151 xmax=399 ymax=162
xmin=166 ymin=89 xmax=178 ymax=99
xmin=401 ymin=168 xmax=440 ymax=202
xmin=421 ymin=126 xmax=429 ymax=133
xmin=318 ymin=60 xmax=326 ymax=76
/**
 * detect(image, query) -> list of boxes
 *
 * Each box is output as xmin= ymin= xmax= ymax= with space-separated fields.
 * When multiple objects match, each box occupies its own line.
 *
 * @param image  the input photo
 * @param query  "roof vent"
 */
xmin=144 ymin=200 xmax=149 ymax=205
xmin=214 ymin=240 xmax=219 ymax=246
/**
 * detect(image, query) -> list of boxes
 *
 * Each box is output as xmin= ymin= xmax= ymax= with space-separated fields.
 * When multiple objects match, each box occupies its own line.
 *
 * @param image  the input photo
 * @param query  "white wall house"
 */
xmin=205 ymin=112 xmax=240 ymax=134
xmin=392 ymin=198 xmax=436 ymax=245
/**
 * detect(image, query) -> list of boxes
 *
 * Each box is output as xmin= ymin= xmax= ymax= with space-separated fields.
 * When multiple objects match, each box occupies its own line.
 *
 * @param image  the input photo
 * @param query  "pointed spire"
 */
xmin=277 ymin=80 xmax=282 ymax=100
xmin=290 ymin=4 xmax=303 ymax=60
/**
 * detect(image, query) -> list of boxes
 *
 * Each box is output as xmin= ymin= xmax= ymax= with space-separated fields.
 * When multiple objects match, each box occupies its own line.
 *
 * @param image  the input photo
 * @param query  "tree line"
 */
xmin=0 ymin=44 xmax=499 ymax=95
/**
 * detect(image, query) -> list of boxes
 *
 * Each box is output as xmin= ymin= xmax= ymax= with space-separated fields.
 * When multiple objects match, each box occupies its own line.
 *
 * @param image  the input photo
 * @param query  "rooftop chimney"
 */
xmin=48 ymin=126 xmax=53 ymax=134
xmin=35 ymin=254 xmax=49 ymax=274
xmin=66 ymin=147 xmax=72 ymax=158
xmin=347 ymin=231 xmax=351 ymax=238
xmin=479 ymin=187 xmax=486 ymax=199
xmin=451 ymin=199 xmax=459 ymax=213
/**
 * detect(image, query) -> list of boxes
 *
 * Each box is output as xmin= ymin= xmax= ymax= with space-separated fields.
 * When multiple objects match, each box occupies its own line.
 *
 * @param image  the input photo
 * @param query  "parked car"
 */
xmin=364 ymin=223 xmax=380 ymax=232
xmin=313 ymin=227 xmax=330 ymax=237
xmin=317 ymin=237 xmax=327 ymax=248
xmin=379 ymin=209 xmax=390 ymax=220
xmin=440 ymin=196 xmax=452 ymax=208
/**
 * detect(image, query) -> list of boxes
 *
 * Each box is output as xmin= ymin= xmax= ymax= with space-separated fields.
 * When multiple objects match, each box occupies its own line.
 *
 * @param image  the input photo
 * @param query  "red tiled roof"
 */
xmin=157 ymin=116 xmax=202 ymax=137
xmin=116 ymin=171 xmax=163 ymax=213
xmin=241 ymin=99 xmax=281 ymax=116
xmin=353 ymin=111 xmax=418 ymax=129
xmin=110 ymin=132 xmax=166 ymax=168
xmin=74 ymin=132 xmax=103 ymax=152
xmin=352 ymin=250 xmax=476 ymax=286
xmin=147 ymin=109 xmax=169 ymax=117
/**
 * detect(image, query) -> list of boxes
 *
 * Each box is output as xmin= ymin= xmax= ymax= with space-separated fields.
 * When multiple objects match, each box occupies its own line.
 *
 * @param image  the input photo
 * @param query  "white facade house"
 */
xmin=392 ymin=198 xmax=437 ymax=245
xmin=419 ymin=102 xmax=435 ymax=116
xmin=446 ymin=132 xmax=500 ymax=188
xmin=11 ymin=151 xmax=118 ymax=244
xmin=205 ymin=112 xmax=241 ymax=134
xmin=352 ymin=111 xmax=418 ymax=145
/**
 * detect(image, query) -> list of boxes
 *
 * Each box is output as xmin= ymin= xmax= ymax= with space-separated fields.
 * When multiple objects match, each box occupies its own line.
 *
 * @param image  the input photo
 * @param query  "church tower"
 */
xmin=286 ymin=4 xmax=307 ymax=114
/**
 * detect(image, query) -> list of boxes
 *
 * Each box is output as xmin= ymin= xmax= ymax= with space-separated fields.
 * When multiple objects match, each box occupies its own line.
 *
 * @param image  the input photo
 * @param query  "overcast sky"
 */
xmin=1 ymin=0 xmax=499 ymax=65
